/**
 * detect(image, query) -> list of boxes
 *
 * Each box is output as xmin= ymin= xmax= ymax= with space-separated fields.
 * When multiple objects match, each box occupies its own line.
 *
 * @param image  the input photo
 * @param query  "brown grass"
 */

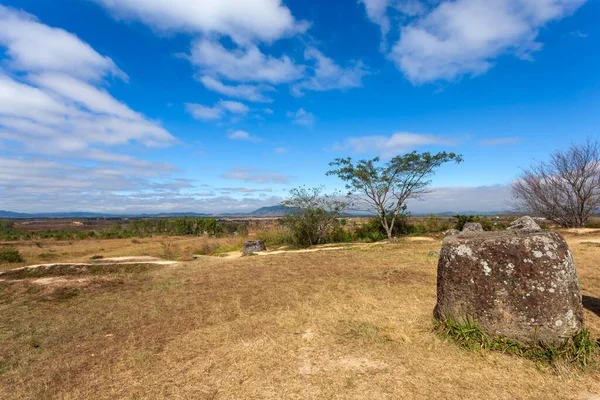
xmin=0 ymin=236 xmax=246 ymax=271
xmin=0 ymin=233 xmax=599 ymax=399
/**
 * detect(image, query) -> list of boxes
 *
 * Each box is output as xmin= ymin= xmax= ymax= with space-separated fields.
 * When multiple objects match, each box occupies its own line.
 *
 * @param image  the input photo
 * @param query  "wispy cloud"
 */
xmin=291 ymin=47 xmax=370 ymax=96
xmin=287 ymin=108 xmax=316 ymax=127
xmin=221 ymin=167 xmax=294 ymax=184
xmin=226 ymin=130 xmax=262 ymax=142
xmin=198 ymin=75 xmax=274 ymax=103
xmin=568 ymin=30 xmax=588 ymax=38
xmin=478 ymin=137 xmax=523 ymax=146
xmin=334 ymin=132 xmax=455 ymax=157
xmin=184 ymin=103 xmax=224 ymax=120
xmin=219 ymin=187 xmax=273 ymax=193
xmin=218 ymin=100 xmax=249 ymax=114
xmin=185 ymin=99 xmax=250 ymax=121
xmin=189 ymin=38 xmax=304 ymax=84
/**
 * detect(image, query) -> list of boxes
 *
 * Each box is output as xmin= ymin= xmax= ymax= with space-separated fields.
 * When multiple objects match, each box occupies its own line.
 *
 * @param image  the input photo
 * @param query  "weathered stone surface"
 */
xmin=243 ymin=240 xmax=267 ymax=256
xmin=434 ymin=229 xmax=583 ymax=344
xmin=461 ymin=222 xmax=483 ymax=233
xmin=507 ymin=216 xmax=542 ymax=232
xmin=445 ymin=229 xmax=460 ymax=237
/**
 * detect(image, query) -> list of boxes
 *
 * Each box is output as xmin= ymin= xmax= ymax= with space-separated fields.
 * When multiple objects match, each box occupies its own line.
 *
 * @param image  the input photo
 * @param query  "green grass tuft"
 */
xmin=435 ymin=316 xmax=598 ymax=368
xmin=0 ymin=246 xmax=24 ymax=263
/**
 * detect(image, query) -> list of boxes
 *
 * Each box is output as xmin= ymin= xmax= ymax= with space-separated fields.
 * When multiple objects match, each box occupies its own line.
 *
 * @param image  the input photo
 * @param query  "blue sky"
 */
xmin=0 ymin=0 xmax=598 ymax=213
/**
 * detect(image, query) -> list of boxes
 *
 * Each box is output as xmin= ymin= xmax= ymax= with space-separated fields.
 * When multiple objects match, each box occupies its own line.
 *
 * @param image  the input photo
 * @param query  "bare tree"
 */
xmin=512 ymin=139 xmax=600 ymax=228
xmin=327 ymin=151 xmax=463 ymax=239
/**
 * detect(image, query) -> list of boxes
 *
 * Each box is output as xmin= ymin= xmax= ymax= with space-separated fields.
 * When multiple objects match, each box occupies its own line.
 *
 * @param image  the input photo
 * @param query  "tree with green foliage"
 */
xmin=281 ymin=186 xmax=348 ymax=247
xmin=327 ymin=151 xmax=463 ymax=239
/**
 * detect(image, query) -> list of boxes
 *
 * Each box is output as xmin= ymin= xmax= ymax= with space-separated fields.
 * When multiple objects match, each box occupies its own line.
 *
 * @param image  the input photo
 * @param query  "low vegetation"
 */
xmin=436 ymin=317 xmax=598 ymax=368
xmin=0 ymin=246 xmax=23 ymax=263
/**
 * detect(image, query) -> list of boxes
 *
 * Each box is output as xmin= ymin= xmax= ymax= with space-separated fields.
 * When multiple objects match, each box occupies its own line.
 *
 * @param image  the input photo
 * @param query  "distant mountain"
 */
xmin=0 ymin=210 xmax=211 ymax=219
xmin=246 ymin=205 xmax=298 ymax=217
xmin=135 ymin=212 xmax=211 ymax=218
xmin=0 ymin=208 xmax=517 ymax=219
xmin=0 ymin=210 xmax=31 ymax=218
xmin=0 ymin=206 xmax=295 ymax=219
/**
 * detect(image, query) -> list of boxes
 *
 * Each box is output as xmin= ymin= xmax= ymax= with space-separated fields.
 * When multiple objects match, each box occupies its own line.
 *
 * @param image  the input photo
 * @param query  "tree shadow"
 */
xmin=582 ymin=295 xmax=600 ymax=318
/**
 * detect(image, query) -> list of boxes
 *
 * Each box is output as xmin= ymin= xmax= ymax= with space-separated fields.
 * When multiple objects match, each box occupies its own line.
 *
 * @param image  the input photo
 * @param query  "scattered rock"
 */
xmin=461 ymin=222 xmax=483 ymax=233
xmin=243 ymin=240 xmax=267 ymax=256
xmin=427 ymin=250 xmax=440 ymax=257
xmin=507 ymin=216 xmax=541 ymax=232
xmin=435 ymin=228 xmax=583 ymax=345
xmin=445 ymin=229 xmax=460 ymax=237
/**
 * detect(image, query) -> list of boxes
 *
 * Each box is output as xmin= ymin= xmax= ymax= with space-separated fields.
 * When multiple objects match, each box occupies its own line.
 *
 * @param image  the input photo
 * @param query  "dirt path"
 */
xmin=215 ymin=238 xmax=437 ymax=259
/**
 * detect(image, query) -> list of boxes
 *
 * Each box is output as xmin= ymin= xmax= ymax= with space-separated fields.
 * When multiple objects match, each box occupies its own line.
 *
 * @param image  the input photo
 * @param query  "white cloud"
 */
xmin=334 ymin=132 xmax=454 ymax=157
xmin=291 ymin=47 xmax=370 ymax=96
xmin=227 ymin=130 xmax=262 ymax=142
xmin=478 ymin=137 xmax=523 ymax=146
xmin=0 ymin=5 xmax=127 ymax=82
xmin=360 ymin=0 xmax=392 ymax=37
xmin=218 ymin=100 xmax=249 ymax=114
xmin=359 ymin=0 xmax=426 ymax=50
xmin=390 ymin=0 xmax=587 ymax=83
xmin=263 ymin=108 xmax=274 ymax=115
xmin=199 ymin=75 xmax=274 ymax=103
xmin=221 ymin=167 xmax=293 ymax=184
xmin=184 ymin=103 xmax=224 ymax=121
xmin=274 ymin=147 xmax=288 ymax=154
xmin=91 ymin=0 xmax=308 ymax=45
xmin=287 ymin=108 xmax=315 ymax=127
xmin=185 ymin=100 xmax=250 ymax=121
xmin=219 ymin=187 xmax=273 ymax=193
xmin=29 ymin=72 xmax=139 ymax=120
xmin=189 ymin=39 xmax=304 ymax=84
xmin=0 ymin=6 xmax=178 ymax=209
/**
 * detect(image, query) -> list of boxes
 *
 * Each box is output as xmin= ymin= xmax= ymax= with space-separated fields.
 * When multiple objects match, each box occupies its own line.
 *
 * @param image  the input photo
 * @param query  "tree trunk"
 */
xmin=385 ymin=226 xmax=393 ymax=239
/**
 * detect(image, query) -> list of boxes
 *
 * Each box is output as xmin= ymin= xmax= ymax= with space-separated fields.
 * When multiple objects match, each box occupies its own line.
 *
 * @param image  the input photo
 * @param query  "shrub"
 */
xmin=193 ymin=241 xmax=221 ymax=256
xmin=0 ymin=246 xmax=24 ymax=263
xmin=353 ymin=216 xmax=416 ymax=241
xmin=454 ymin=215 xmax=501 ymax=231
xmin=281 ymin=186 xmax=348 ymax=247
xmin=353 ymin=219 xmax=388 ymax=242
xmin=256 ymin=226 xmax=293 ymax=247
xmin=326 ymin=227 xmax=353 ymax=243
xmin=416 ymin=215 xmax=452 ymax=234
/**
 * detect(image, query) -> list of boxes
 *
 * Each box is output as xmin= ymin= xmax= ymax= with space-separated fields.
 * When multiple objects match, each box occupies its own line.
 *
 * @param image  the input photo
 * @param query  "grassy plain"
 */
xmin=0 ymin=231 xmax=599 ymax=399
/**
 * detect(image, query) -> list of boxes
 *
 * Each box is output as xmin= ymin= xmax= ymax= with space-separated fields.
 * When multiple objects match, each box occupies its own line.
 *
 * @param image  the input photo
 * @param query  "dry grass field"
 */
xmin=1 ymin=231 xmax=599 ymax=399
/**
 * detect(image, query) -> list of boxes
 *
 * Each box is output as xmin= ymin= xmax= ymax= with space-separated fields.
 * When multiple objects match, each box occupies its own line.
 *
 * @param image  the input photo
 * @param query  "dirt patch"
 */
xmin=216 ymin=242 xmax=381 ymax=259
xmin=405 ymin=236 xmax=435 ymax=242
xmin=564 ymin=228 xmax=600 ymax=235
